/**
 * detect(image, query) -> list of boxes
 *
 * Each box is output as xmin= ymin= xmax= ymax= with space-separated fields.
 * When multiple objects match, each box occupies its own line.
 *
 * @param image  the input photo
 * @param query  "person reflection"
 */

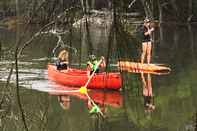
xmin=141 ymin=73 xmax=155 ymax=112
xmin=58 ymin=95 xmax=70 ymax=110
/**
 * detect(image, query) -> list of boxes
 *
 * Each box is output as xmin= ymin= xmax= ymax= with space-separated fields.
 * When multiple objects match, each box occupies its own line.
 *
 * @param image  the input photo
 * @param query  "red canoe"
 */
xmin=47 ymin=64 xmax=122 ymax=90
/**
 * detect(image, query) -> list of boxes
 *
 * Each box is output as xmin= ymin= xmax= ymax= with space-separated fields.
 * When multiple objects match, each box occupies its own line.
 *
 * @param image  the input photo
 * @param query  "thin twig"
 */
xmin=0 ymin=63 xmax=14 ymax=106
xmin=18 ymin=21 xmax=55 ymax=57
xmin=128 ymin=0 xmax=137 ymax=8
xmin=15 ymin=46 xmax=29 ymax=131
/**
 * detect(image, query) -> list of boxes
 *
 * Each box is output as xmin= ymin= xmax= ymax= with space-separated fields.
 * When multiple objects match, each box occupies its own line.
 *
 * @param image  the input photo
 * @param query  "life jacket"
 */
xmin=87 ymin=60 xmax=98 ymax=71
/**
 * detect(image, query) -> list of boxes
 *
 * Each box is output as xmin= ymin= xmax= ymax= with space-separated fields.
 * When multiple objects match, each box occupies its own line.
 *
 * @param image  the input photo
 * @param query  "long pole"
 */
xmin=84 ymin=59 xmax=102 ymax=88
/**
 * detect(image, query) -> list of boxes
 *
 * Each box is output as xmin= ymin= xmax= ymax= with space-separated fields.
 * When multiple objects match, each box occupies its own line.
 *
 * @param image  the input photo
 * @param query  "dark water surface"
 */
xmin=0 ymin=23 xmax=197 ymax=131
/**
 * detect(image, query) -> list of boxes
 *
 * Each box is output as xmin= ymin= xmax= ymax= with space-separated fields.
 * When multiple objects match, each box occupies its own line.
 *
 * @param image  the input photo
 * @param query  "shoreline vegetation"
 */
xmin=0 ymin=0 xmax=196 ymax=31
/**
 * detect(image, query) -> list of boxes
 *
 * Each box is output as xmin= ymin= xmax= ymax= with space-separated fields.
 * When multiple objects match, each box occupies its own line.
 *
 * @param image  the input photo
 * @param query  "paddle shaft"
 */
xmin=84 ymin=59 xmax=103 ymax=88
xmin=83 ymin=59 xmax=104 ymax=116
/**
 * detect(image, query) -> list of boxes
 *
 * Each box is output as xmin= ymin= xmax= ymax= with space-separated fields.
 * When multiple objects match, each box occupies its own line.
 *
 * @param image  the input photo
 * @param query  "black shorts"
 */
xmin=144 ymin=96 xmax=152 ymax=107
xmin=142 ymin=39 xmax=151 ymax=43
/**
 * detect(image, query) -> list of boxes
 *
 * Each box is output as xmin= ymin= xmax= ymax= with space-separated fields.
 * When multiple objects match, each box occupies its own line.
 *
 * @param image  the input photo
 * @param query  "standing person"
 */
xmin=56 ymin=49 xmax=69 ymax=70
xmin=141 ymin=18 xmax=154 ymax=64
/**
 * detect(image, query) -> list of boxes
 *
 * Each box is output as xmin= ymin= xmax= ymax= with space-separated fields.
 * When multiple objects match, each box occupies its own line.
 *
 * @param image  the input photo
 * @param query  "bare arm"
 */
xmin=100 ymin=56 xmax=106 ymax=68
xmin=144 ymin=28 xmax=154 ymax=35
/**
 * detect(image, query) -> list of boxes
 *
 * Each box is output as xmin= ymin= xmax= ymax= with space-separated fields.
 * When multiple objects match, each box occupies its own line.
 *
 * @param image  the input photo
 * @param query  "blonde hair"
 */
xmin=58 ymin=50 xmax=68 ymax=61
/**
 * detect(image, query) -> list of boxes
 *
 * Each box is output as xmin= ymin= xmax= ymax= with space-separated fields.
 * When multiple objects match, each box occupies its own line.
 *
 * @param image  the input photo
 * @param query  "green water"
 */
xmin=0 ymin=23 xmax=197 ymax=131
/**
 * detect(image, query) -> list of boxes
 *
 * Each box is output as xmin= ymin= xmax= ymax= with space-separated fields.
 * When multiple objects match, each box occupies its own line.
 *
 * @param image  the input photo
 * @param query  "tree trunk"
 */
xmin=170 ymin=0 xmax=178 ymax=19
xmin=91 ymin=0 xmax=95 ymax=9
xmin=158 ymin=0 xmax=164 ymax=46
xmin=188 ymin=24 xmax=195 ymax=59
xmin=188 ymin=0 xmax=193 ymax=21
xmin=86 ymin=0 xmax=90 ymax=12
xmin=140 ymin=0 xmax=154 ymax=19
xmin=80 ymin=0 xmax=85 ymax=13
xmin=0 ymin=40 xmax=1 ymax=52
xmin=80 ymin=0 xmax=90 ymax=14
xmin=2 ymin=0 xmax=9 ymax=17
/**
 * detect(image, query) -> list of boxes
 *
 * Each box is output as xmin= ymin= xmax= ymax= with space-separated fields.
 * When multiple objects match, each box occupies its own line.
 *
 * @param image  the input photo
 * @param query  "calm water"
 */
xmin=0 ymin=23 xmax=197 ymax=131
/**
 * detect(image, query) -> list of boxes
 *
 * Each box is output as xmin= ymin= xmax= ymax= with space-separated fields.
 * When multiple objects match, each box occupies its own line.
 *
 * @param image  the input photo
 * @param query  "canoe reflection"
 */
xmin=50 ymin=85 xmax=123 ymax=112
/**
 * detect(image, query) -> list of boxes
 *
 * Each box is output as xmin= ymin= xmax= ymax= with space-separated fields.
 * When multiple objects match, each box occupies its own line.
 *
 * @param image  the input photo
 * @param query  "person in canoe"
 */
xmin=87 ymin=55 xmax=106 ymax=76
xmin=141 ymin=73 xmax=155 ymax=112
xmin=141 ymin=18 xmax=154 ymax=64
xmin=56 ymin=49 xmax=69 ymax=70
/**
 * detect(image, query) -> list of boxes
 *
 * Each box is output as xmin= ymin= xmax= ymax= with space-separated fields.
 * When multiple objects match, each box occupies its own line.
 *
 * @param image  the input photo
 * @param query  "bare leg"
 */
xmin=147 ymin=42 xmax=152 ymax=64
xmin=141 ymin=42 xmax=148 ymax=64
xmin=147 ymin=73 xmax=152 ymax=96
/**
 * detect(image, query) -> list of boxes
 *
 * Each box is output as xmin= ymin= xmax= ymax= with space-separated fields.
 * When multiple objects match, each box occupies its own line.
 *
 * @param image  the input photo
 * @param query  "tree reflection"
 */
xmin=195 ymin=110 xmax=197 ymax=131
xmin=55 ymin=89 xmax=123 ymax=117
xmin=0 ymin=40 xmax=2 ymax=60
xmin=89 ymin=112 xmax=108 ymax=131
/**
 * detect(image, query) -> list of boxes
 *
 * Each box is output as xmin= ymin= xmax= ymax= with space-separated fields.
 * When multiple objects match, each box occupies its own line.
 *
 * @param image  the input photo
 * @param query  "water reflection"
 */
xmin=51 ymin=86 xmax=123 ymax=115
xmin=0 ymin=40 xmax=2 ymax=60
xmin=58 ymin=95 xmax=71 ymax=110
xmin=0 ymin=22 xmax=197 ymax=131
xmin=89 ymin=113 xmax=108 ymax=131
xmin=141 ymin=73 xmax=155 ymax=112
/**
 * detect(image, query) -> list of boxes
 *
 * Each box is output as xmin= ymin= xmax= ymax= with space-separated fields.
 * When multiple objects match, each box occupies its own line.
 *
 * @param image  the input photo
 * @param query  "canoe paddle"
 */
xmin=84 ymin=59 xmax=103 ymax=88
xmin=79 ymin=58 xmax=104 ymax=115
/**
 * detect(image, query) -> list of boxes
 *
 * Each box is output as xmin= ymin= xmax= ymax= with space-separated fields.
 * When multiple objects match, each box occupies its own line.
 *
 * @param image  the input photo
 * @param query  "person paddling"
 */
xmin=87 ymin=55 xmax=106 ymax=76
xmin=141 ymin=18 xmax=154 ymax=64
xmin=56 ymin=49 xmax=69 ymax=70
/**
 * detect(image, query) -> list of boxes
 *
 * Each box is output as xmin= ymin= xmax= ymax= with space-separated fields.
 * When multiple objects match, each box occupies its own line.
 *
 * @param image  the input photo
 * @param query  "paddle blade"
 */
xmin=79 ymin=86 xmax=88 ymax=94
xmin=89 ymin=105 xmax=100 ymax=113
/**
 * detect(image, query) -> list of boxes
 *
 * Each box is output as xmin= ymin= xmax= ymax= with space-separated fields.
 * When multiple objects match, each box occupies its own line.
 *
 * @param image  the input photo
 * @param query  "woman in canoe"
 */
xmin=56 ymin=49 xmax=69 ymax=70
xmin=87 ymin=55 xmax=106 ymax=76
xmin=141 ymin=18 xmax=154 ymax=64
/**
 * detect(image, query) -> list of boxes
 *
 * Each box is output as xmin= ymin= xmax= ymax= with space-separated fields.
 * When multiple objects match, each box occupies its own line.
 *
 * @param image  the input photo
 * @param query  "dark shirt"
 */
xmin=142 ymin=26 xmax=151 ymax=42
xmin=56 ymin=59 xmax=68 ymax=70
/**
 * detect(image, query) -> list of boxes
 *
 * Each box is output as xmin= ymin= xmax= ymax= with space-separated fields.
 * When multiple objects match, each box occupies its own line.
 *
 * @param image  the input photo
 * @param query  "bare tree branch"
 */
xmin=128 ymin=0 xmax=137 ymax=8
